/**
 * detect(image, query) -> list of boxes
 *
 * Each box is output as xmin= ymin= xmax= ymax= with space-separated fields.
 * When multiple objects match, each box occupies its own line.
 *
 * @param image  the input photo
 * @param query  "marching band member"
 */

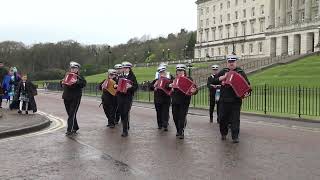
xmin=114 ymin=64 xmax=123 ymax=124
xmin=150 ymin=66 xmax=173 ymax=131
xmin=170 ymin=64 xmax=198 ymax=139
xmin=213 ymin=55 xmax=250 ymax=143
xmin=99 ymin=69 xmax=117 ymax=128
xmin=116 ymin=61 xmax=138 ymax=137
xmin=207 ymin=64 xmax=221 ymax=123
xmin=61 ymin=61 xmax=87 ymax=136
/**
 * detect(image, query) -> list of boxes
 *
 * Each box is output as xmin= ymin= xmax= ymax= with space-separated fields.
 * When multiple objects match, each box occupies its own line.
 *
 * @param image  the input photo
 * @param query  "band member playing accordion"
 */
xmin=150 ymin=66 xmax=173 ymax=131
xmin=61 ymin=61 xmax=87 ymax=136
xmin=99 ymin=69 xmax=117 ymax=128
xmin=207 ymin=64 xmax=221 ymax=123
xmin=213 ymin=55 xmax=250 ymax=143
xmin=114 ymin=64 xmax=123 ymax=124
xmin=170 ymin=64 xmax=198 ymax=139
xmin=115 ymin=61 xmax=138 ymax=137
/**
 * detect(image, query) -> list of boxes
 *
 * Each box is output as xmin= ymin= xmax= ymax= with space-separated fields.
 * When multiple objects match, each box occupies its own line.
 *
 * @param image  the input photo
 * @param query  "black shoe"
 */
xmin=179 ymin=134 xmax=184 ymax=139
xmin=221 ymin=136 xmax=227 ymax=141
xmin=71 ymin=130 xmax=78 ymax=135
xmin=163 ymin=128 xmax=168 ymax=132
xmin=121 ymin=132 xmax=128 ymax=137
xmin=210 ymin=118 xmax=213 ymax=123
xmin=232 ymin=138 xmax=239 ymax=143
xmin=18 ymin=110 xmax=22 ymax=114
xmin=176 ymin=133 xmax=180 ymax=137
xmin=106 ymin=124 xmax=111 ymax=127
xmin=25 ymin=111 xmax=28 ymax=115
xmin=115 ymin=122 xmax=119 ymax=125
xmin=158 ymin=126 xmax=162 ymax=130
xmin=109 ymin=125 xmax=115 ymax=128
xmin=65 ymin=131 xmax=72 ymax=136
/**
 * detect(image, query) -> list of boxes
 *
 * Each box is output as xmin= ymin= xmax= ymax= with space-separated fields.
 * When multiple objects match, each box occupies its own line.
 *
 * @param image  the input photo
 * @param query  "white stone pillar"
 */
xmin=280 ymin=0 xmax=287 ymax=25
xmin=305 ymin=0 xmax=312 ymax=22
xmin=275 ymin=0 xmax=280 ymax=27
xmin=301 ymin=33 xmax=308 ymax=54
xmin=269 ymin=0 xmax=275 ymax=27
xmin=292 ymin=0 xmax=298 ymax=23
xmin=276 ymin=36 xmax=282 ymax=56
xmin=288 ymin=35 xmax=295 ymax=55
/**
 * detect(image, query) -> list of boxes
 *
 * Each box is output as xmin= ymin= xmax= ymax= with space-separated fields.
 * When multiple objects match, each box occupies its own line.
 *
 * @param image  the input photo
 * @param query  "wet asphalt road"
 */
xmin=0 ymin=92 xmax=320 ymax=180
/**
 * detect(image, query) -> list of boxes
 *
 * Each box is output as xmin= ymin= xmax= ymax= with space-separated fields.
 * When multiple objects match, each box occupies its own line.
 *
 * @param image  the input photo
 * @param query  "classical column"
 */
xmin=305 ymin=0 xmax=312 ymax=22
xmin=269 ymin=0 xmax=275 ymax=27
xmin=280 ymin=0 xmax=287 ymax=25
xmin=275 ymin=0 xmax=280 ymax=27
xmin=292 ymin=0 xmax=299 ymax=23
xmin=318 ymin=0 xmax=320 ymax=18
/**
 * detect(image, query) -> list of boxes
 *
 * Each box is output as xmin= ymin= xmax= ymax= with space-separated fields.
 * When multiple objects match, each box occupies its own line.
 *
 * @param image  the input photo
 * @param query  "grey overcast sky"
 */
xmin=0 ymin=0 xmax=197 ymax=46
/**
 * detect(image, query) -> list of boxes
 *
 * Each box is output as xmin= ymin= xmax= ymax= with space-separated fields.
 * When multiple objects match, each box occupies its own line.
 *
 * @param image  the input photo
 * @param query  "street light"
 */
xmin=162 ymin=49 xmax=165 ymax=60
xmin=185 ymin=45 xmax=188 ymax=59
xmin=107 ymin=46 xmax=111 ymax=68
xmin=187 ymin=59 xmax=193 ymax=77
xmin=167 ymin=49 xmax=170 ymax=60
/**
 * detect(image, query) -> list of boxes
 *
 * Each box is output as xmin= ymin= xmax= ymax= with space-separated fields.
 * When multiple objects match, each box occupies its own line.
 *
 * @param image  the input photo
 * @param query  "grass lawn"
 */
xmin=249 ymin=55 xmax=320 ymax=87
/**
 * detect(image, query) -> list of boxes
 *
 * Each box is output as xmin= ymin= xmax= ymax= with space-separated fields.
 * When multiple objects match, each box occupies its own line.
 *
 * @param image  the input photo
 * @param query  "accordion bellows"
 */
xmin=155 ymin=77 xmax=172 ymax=96
xmin=62 ymin=73 xmax=77 ymax=86
xmin=102 ymin=79 xmax=117 ymax=96
xmin=117 ymin=78 xmax=133 ymax=94
xmin=172 ymin=76 xmax=196 ymax=96
xmin=224 ymin=71 xmax=252 ymax=99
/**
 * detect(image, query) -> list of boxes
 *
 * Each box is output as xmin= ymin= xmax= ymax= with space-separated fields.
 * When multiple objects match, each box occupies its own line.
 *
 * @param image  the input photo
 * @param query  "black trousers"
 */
xmin=172 ymin=103 xmax=189 ymax=134
xmin=64 ymin=98 xmax=81 ymax=132
xmin=117 ymin=95 xmax=133 ymax=133
xmin=115 ymin=100 xmax=121 ymax=123
xmin=102 ymin=98 xmax=116 ymax=126
xmin=209 ymin=98 xmax=220 ymax=123
xmin=219 ymin=101 xmax=242 ymax=139
xmin=154 ymin=102 xmax=170 ymax=128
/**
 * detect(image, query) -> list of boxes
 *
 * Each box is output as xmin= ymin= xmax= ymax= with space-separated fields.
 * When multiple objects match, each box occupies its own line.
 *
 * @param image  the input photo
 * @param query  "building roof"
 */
xmin=195 ymin=0 xmax=211 ymax=5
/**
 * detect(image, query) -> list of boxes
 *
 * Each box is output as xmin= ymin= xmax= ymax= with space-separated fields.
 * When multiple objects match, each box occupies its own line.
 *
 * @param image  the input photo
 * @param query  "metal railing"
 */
xmin=46 ymin=83 xmax=320 ymax=118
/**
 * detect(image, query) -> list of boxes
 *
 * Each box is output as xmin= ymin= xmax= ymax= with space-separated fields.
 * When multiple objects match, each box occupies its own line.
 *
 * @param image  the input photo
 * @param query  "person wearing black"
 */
xmin=61 ymin=61 xmax=87 ymax=136
xmin=114 ymin=64 xmax=123 ymax=125
xmin=99 ymin=69 xmax=117 ymax=128
xmin=170 ymin=64 xmax=198 ymax=139
xmin=150 ymin=66 xmax=173 ymax=131
xmin=15 ymin=74 xmax=37 ymax=114
xmin=116 ymin=62 xmax=138 ymax=137
xmin=207 ymin=64 xmax=221 ymax=123
xmin=0 ymin=62 xmax=9 ymax=108
xmin=213 ymin=55 xmax=250 ymax=143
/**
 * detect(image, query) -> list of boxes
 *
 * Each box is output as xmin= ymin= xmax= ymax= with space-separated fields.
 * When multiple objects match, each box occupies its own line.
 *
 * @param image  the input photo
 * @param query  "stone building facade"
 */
xmin=195 ymin=0 xmax=320 ymax=59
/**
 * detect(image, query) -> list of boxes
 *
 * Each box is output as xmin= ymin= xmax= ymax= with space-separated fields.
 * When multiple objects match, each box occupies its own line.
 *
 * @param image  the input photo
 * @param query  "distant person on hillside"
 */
xmin=14 ymin=74 xmax=37 ymax=114
xmin=0 ymin=61 xmax=9 ymax=108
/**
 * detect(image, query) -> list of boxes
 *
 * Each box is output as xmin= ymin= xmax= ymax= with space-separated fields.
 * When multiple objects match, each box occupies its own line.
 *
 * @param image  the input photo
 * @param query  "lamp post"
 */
xmin=162 ymin=49 xmax=165 ymax=60
xmin=167 ymin=49 xmax=170 ymax=60
xmin=187 ymin=59 xmax=193 ymax=77
xmin=185 ymin=45 xmax=188 ymax=59
xmin=107 ymin=46 xmax=111 ymax=68
xmin=134 ymin=53 xmax=137 ymax=64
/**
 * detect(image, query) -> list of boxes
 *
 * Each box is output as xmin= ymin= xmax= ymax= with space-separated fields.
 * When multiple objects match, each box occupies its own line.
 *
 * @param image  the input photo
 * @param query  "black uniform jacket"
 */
xmin=213 ymin=67 xmax=250 ymax=103
xmin=61 ymin=74 xmax=87 ymax=100
xmin=171 ymin=76 xmax=198 ymax=105
xmin=150 ymin=75 xmax=174 ymax=104
xmin=14 ymin=80 xmax=38 ymax=111
xmin=117 ymin=71 xmax=138 ymax=97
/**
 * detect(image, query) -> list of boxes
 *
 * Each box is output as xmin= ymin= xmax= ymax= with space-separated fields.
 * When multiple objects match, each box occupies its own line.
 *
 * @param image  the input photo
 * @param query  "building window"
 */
xmin=227 ymin=1 xmax=230 ymax=8
xmin=301 ymin=12 xmax=305 ymax=21
xmin=206 ymin=18 xmax=209 ymax=26
xmin=213 ymin=17 xmax=216 ymax=24
xmin=241 ymin=44 xmax=245 ymax=54
xmin=252 ymin=7 xmax=255 ymax=17
xmin=200 ymin=32 xmax=203 ymax=42
xmin=242 ymin=23 xmax=246 ymax=36
xmin=218 ymin=48 xmax=221 ymax=55
xmin=201 ymin=9 xmax=204 ymax=15
xmin=289 ymin=14 xmax=292 ymax=23
xmin=212 ymin=29 xmax=216 ymax=41
xmin=234 ymin=25 xmax=238 ymax=37
xmin=220 ymin=15 xmax=223 ymax=23
xmin=227 ymin=14 xmax=230 ymax=21
xmin=219 ymin=28 xmax=223 ymax=39
xmin=243 ymin=9 xmax=246 ymax=18
xmin=258 ymin=42 xmax=263 ymax=53
xmin=227 ymin=26 xmax=230 ymax=38
xmin=251 ymin=22 xmax=255 ymax=34
xmin=206 ymin=7 xmax=210 ymax=14
xmin=244 ymin=0 xmax=246 ymax=3
xmin=249 ymin=44 xmax=253 ymax=53
xmin=198 ymin=49 xmax=201 ymax=58
xmin=225 ymin=46 xmax=229 ymax=55
xmin=200 ymin=20 xmax=203 ymax=27
xmin=220 ymin=3 xmax=223 ymax=10
xmin=205 ymin=49 xmax=208 ymax=57
xmin=235 ymin=11 xmax=238 ymax=19
xmin=205 ymin=30 xmax=209 ymax=42
xmin=213 ymin=5 xmax=215 ymax=13
xmin=260 ymin=5 xmax=264 ymax=15
xmin=259 ymin=21 xmax=265 ymax=32
xmin=236 ymin=0 xmax=238 ymax=6
xmin=211 ymin=48 xmax=214 ymax=56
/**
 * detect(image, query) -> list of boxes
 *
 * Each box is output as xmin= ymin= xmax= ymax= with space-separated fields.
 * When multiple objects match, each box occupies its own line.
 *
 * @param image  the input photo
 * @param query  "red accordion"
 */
xmin=156 ymin=77 xmax=172 ymax=96
xmin=117 ymin=78 xmax=133 ymax=93
xmin=172 ymin=76 xmax=196 ymax=96
xmin=62 ymin=72 xmax=78 ymax=86
xmin=224 ymin=71 xmax=252 ymax=99
xmin=102 ymin=79 xmax=117 ymax=96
